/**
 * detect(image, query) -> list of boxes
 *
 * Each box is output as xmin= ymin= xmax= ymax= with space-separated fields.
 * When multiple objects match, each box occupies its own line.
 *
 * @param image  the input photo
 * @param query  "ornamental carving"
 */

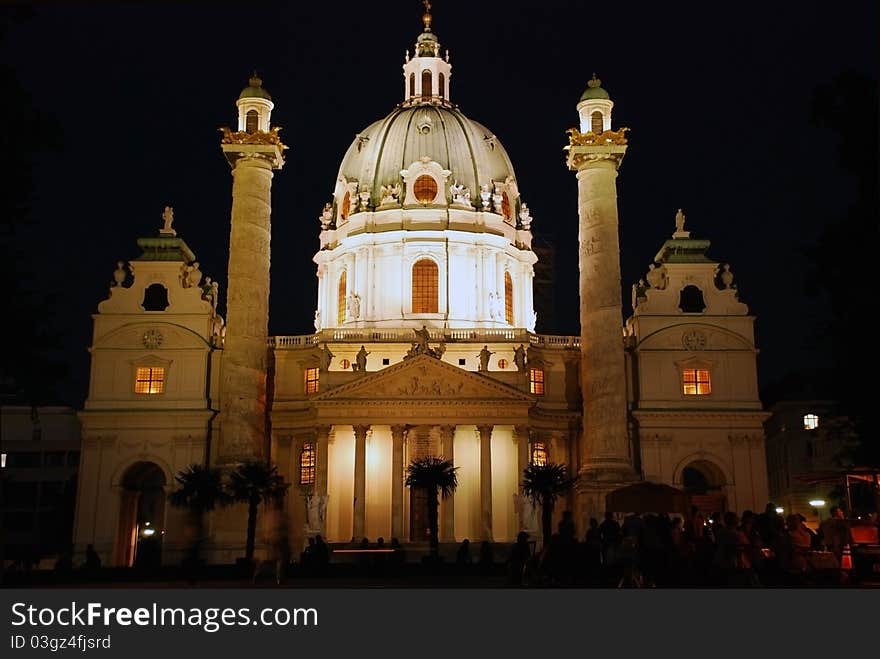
xmin=220 ymin=126 xmax=287 ymax=148
xmin=567 ymin=127 xmax=629 ymax=146
xmin=682 ymin=330 xmax=707 ymax=351
xmin=142 ymin=329 xmax=164 ymax=349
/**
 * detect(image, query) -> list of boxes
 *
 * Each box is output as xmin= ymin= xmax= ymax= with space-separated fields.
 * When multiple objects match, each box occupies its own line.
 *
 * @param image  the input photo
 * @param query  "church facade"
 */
xmin=73 ymin=12 xmax=768 ymax=566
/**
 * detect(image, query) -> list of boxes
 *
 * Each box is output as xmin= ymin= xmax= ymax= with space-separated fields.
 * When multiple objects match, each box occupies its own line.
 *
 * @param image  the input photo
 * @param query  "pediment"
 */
xmin=312 ymin=354 xmax=533 ymax=403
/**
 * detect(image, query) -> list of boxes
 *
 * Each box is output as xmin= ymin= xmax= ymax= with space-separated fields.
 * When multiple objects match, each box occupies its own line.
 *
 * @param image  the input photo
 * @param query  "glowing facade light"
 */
xmin=775 ymin=507 xmax=784 ymax=514
xmin=142 ymin=528 xmax=156 ymax=537
xmin=809 ymin=499 xmax=825 ymax=508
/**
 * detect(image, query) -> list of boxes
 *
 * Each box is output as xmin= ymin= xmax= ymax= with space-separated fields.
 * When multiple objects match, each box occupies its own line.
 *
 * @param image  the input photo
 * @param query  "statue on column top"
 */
xmin=160 ymin=206 xmax=177 ymax=236
xmin=673 ymin=208 xmax=690 ymax=238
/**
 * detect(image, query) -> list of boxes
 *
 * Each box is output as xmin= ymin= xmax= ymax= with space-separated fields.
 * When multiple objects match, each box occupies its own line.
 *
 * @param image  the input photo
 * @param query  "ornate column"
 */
xmin=315 ymin=426 xmax=330 ymax=496
xmin=566 ymin=98 xmax=636 ymax=502
xmin=513 ymin=425 xmax=530 ymax=532
xmin=352 ymin=424 xmax=370 ymax=541
xmin=390 ymin=425 xmax=407 ymax=541
xmin=439 ymin=425 xmax=456 ymax=542
xmin=477 ymin=424 xmax=494 ymax=541
xmin=217 ymin=88 xmax=285 ymax=462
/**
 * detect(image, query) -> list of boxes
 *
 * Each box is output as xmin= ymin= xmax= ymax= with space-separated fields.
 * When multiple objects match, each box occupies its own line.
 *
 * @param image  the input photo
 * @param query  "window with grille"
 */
xmin=591 ymin=110 xmax=603 ymax=134
xmin=498 ymin=358 xmax=508 ymax=369
xmin=504 ymin=271 xmax=514 ymax=324
xmin=412 ymin=259 xmax=438 ymax=313
xmin=300 ymin=442 xmax=316 ymax=485
xmin=413 ymin=175 xmax=438 ymax=203
xmin=803 ymin=414 xmax=819 ymax=430
xmin=501 ymin=191 xmax=511 ymax=220
xmin=337 ymin=272 xmax=347 ymax=325
xmin=135 ymin=367 xmax=165 ymax=394
xmin=305 ymin=367 xmax=320 ymax=394
xmin=421 ymin=70 xmax=432 ymax=98
xmin=340 ymin=191 xmax=351 ymax=220
xmin=682 ymin=368 xmax=711 ymax=395
xmin=531 ymin=441 xmax=548 ymax=466
xmin=529 ymin=368 xmax=545 ymax=395
xmin=246 ymin=109 xmax=258 ymax=133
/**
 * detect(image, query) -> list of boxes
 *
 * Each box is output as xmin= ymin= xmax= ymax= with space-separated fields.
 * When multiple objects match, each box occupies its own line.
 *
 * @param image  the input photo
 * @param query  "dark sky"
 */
xmin=2 ymin=0 xmax=876 ymax=407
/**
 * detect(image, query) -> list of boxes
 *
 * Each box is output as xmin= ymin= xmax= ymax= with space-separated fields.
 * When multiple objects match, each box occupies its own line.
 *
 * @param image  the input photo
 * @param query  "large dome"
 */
xmin=337 ymin=104 xmax=517 ymax=208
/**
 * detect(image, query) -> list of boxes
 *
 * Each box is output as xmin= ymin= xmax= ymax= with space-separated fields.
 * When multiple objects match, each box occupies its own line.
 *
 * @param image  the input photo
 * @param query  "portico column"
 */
xmin=353 ymin=424 xmax=370 ymax=541
xmin=390 ymin=425 xmax=407 ymax=541
xmin=439 ymin=425 xmax=456 ymax=542
xmin=477 ymin=424 xmax=494 ymax=541
xmin=315 ymin=426 xmax=330 ymax=497
xmin=513 ymin=425 xmax=530 ymax=532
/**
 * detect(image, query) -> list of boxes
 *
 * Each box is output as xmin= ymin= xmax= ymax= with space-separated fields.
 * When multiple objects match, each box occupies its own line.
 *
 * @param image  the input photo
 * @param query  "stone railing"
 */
xmin=271 ymin=329 xmax=580 ymax=350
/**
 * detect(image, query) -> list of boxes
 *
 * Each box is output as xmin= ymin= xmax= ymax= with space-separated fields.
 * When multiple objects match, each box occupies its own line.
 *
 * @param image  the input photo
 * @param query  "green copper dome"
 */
xmin=239 ymin=74 xmax=272 ymax=101
xmin=337 ymin=105 xmax=517 ymax=208
xmin=579 ymin=74 xmax=609 ymax=101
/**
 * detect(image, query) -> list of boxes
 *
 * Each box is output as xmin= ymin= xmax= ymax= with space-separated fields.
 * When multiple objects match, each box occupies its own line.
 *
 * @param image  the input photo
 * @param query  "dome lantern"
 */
xmin=236 ymin=72 xmax=274 ymax=133
xmin=402 ymin=1 xmax=452 ymax=106
xmin=576 ymin=74 xmax=614 ymax=134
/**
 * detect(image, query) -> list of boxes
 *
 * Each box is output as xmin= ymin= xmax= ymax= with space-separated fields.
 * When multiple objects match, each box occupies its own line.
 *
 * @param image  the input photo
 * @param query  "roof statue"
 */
xmin=160 ymin=206 xmax=177 ymax=237
xmin=673 ymin=208 xmax=690 ymax=238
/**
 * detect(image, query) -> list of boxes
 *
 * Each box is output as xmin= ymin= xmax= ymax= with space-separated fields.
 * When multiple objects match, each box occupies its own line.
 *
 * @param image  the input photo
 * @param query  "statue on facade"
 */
xmin=211 ymin=314 xmax=226 ymax=348
xmin=479 ymin=183 xmax=491 ymax=210
xmin=513 ymin=344 xmax=527 ymax=372
xmin=632 ymin=278 xmax=648 ymax=310
xmin=519 ymin=203 xmax=533 ymax=230
xmin=646 ymin=263 xmax=667 ymax=290
xmin=478 ymin=345 xmax=494 ymax=371
xmin=318 ymin=343 xmax=335 ymax=371
xmin=354 ymin=345 xmax=370 ymax=372
xmin=319 ymin=203 xmax=333 ymax=230
xmin=487 ymin=292 xmax=499 ymax=319
xmin=112 ymin=261 xmax=127 ymax=287
xmin=314 ymin=309 xmax=321 ymax=331
xmin=160 ymin=206 xmax=176 ymax=236
xmin=188 ymin=261 xmax=202 ymax=288
xmin=210 ymin=280 xmax=219 ymax=312
xmin=380 ymin=182 xmax=401 ymax=205
xmin=305 ymin=492 xmax=328 ymax=531
xmin=414 ymin=325 xmax=431 ymax=353
xmin=673 ymin=208 xmax=690 ymax=238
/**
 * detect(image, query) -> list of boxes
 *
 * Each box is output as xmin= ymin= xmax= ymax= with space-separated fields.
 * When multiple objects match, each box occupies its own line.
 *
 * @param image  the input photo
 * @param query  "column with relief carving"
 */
xmin=439 ymin=425 xmax=456 ymax=542
xmin=390 ymin=425 xmax=407 ymax=541
xmin=477 ymin=425 xmax=494 ymax=541
xmin=352 ymin=425 xmax=370 ymax=541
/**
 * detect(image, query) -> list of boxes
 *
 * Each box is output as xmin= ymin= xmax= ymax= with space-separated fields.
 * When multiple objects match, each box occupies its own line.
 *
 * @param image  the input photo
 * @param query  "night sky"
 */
xmin=2 ymin=0 xmax=876 ymax=408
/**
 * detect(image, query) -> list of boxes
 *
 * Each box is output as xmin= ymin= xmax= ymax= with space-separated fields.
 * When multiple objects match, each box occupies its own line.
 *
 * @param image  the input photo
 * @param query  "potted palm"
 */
xmin=405 ymin=456 xmax=458 ymax=561
xmin=168 ymin=464 xmax=230 ymax=568
xmin=521 ymin=462 xmax=576 ymax=547
xmin=227 ymin=461 xmax=289 ymax=566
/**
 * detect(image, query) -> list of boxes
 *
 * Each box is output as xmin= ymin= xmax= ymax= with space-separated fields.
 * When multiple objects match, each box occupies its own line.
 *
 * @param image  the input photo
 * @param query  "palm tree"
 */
xmin=168 ymin=464 xmax=230 ymax=564
xmin=227 ymin=461 xmax=289 ymax=564
xmin=521 ymin=462 xmax=576 ymax=546
xmin=405 ymin=456 xmax=458 ymax=558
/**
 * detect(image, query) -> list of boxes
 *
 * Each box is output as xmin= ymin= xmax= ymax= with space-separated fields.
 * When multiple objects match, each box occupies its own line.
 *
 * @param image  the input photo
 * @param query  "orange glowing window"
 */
xmin=498 ymin=358 xmax=508 ymax=369
xmin=135 ymin=367 xmax=165 ymax=395
xmin=504 ymin=271 xmax=514 ymax=325
xmin=337 ymin=272 xmax=347 ymax=325
xmin=501 ymin=191 xmax=511 ymax=220
xmin=412 ymin=259 xmax=438 ymax=313
xmin=413 ymin=175 xmax=437 ymax=203
xmin=341 ymin=359 xmax=351 ymax=370
xmin=682 ymin=368 xmax=711 ymax=395
xmin=305 ymin=367 xmax=320 ymax=394
xmin=529 ymin=368 xmax=545 ymax=395
xmin=341 ymin=191 xmax=351 ymax=220
xmin=591 ymin=111 xmax=603 ymax=134
xmin=300 ymin=442 xmax=316 ymax=485
xmin=531 ymin=441 xmax=548 ymax=466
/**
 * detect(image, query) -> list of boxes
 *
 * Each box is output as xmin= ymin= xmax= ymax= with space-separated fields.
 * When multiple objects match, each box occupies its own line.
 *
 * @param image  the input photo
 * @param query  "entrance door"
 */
xmin=409 ymin=489 xmax=430 ymax=542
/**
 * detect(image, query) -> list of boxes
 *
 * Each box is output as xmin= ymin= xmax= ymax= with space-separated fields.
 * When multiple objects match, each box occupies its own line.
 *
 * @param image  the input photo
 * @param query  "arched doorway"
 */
xmin=116 ymin=461 xmax=167 ymax=567
xmin=681 ymin=459 xmax=726 ymax=515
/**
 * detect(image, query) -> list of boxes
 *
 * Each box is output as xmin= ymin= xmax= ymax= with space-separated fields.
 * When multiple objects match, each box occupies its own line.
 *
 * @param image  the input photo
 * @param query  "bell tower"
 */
xmin=217 ymin=74 xmax=286 ymax=462
xmin=565 ymin=75 xmax=637 ymax=518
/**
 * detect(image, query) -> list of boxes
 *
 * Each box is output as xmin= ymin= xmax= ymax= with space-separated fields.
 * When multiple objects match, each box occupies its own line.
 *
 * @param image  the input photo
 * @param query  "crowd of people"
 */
xmin=504 ymin=504 xmax=868 ymax=587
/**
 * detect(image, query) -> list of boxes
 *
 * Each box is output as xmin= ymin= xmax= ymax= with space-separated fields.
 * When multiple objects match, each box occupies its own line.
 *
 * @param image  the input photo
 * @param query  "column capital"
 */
xmin=353 ymin=424 xmax=371 ymax=440
xmin=476 ymin=424 xmax=494 ymax=438
xmin=513 ymin=425 xmax=530 ymax=443
xmin=437 ymin=424 xmax=456 ymax=440
xmin=390 ymin=424 xmax=409 ymax=440
xmin=315 ymin=425 xmax=331 ymax=440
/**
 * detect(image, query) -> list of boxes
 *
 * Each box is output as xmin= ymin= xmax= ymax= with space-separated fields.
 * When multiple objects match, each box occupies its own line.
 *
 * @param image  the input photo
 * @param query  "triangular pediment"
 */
xmin=312 ymin=354 xmax=533 ymax=403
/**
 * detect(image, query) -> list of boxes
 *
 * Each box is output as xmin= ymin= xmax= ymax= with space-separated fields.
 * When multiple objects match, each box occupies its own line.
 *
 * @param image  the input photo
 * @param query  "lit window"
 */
xmin=421 ymin=69 xmax=432 ymax=98
xmin=409 ymin=72 xmax=415 ymax=98
xmin=413 ymin=175 xmax=437 ymax=203
xmin=498 ymin=358 xmax=508 ymax=369
xmin=803 ymin=414 xmax=819 ymax=431
xmin=412 ymin=259 xmax=438 ymax=313
xmin=682 ymin=368 xmax=711 ymax=395
xmin=529 ymin=368 xmax=545 ymax=395
xmin=300 ymin=442 xmax=316 ymax=485
xmin=504 ymin=271 xmax=514 ymax=325
xmin=591 ymin=111 xmax=603 ymax=134
xmin=341 ymin=191 xmax=351 ymax=220
xmin=1 ymin=453 xmax=6 ymax=468
xmin=135 ymin=367 xmax=165 ymax=394
xmin=531 ymin=442 xmax=548 ymax=466
xmin=438 ymin=72 xmax=445 ymax=98
xmin=341 ymin=359 xmax=351 ymax=370
xmin=245 ymin=109 xmax=258 ymax=133
xmin=337 ymin=272 xmax=347 ymax=325
xmin=305 ymin=367 xmax=319 ymax=394
xmin=501 ymin=192 xmax=511 ymax=220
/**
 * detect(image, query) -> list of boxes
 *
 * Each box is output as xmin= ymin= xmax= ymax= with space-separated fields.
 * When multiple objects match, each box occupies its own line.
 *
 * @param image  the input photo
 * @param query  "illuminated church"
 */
xmin=73 ymin=9 xmax=769 ymax=566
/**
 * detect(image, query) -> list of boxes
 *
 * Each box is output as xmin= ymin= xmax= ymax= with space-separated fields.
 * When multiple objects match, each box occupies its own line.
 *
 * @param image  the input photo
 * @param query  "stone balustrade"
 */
xmin=270 ymin=329 xmax=580 ymax=349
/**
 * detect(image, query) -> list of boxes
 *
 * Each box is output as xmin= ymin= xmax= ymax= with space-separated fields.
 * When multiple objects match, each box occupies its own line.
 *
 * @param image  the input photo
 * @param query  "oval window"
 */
xmin=413 ymin=175 xmax=438 ymax=203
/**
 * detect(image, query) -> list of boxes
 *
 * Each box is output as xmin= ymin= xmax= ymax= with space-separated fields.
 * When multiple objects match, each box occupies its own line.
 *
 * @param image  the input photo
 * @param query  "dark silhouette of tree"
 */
xmin=227 ymin=462 xmax=289 ymax=564
xmin=405 ymin=457 xmax=458 ymax=559
xmin=168 ymin=464 xmax=231 ymax=564
xmin=521 ymin=462 xmax=576 ymax=546
xmin=805 ymin=71 xmax=878 ymax=468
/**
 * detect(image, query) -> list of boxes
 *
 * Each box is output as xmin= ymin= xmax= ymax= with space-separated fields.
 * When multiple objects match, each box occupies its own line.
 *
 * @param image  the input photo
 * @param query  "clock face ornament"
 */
xmin=143 ymin=329 xmax=164 ymax=349
xmin=682 ymin=330 xmax=707 ymax=351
